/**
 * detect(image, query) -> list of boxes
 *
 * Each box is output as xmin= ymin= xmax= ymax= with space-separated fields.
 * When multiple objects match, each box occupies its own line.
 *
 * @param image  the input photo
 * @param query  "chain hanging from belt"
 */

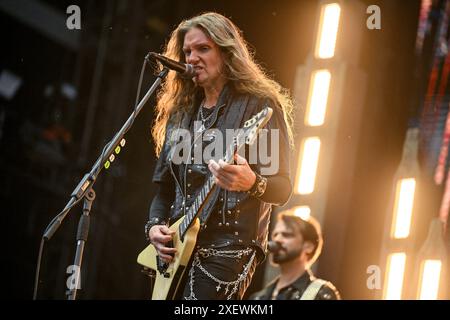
xmin=184 ymin=247 xmax=256 ymax=300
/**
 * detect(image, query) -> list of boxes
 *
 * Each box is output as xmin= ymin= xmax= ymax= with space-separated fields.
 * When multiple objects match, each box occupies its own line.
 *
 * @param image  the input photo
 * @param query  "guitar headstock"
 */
xmin=243 ymin=107 xmax=273 ymax=145
xmin=222 ymin=106 xmax=274 ymax=165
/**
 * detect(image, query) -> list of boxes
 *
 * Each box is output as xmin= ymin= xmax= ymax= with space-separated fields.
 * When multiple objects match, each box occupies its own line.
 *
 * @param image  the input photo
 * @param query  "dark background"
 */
xmin=2 ymin=0 xmax=441 ymax=300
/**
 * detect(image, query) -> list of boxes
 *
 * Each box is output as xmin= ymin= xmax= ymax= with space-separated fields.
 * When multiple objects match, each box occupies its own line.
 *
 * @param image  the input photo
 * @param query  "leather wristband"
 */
xmin=144 ymin=217 xmax=167 ymax=241
xmin=247 ymin=172 xmax=267 ymax=198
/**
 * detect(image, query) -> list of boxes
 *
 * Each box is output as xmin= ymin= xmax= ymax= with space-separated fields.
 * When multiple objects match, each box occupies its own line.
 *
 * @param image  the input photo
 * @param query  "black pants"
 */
xmin=180 ymin=246 xmax=257 ymax=300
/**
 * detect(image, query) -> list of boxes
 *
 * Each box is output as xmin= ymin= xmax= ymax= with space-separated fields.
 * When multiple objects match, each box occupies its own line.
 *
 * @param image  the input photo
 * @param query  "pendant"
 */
xmin=197 ymin=123 xmax=205 ymax=133
xmin=216 ymin=284 xmax=221 ymax=292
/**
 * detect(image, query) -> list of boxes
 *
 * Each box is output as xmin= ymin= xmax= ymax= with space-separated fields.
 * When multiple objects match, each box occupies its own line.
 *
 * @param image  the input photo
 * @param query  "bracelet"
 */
xmin=144 ymin=217 xmax=167 ymax=242
xmin=247 ymin=172 xmax=267 ymax=198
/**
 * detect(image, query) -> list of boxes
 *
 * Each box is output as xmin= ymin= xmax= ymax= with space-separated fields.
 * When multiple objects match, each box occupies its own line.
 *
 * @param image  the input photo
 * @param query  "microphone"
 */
xmin=148 ymin=52 xmax=196 ymax=79
xmin=267 ymin=241 xmax=282 ymax=253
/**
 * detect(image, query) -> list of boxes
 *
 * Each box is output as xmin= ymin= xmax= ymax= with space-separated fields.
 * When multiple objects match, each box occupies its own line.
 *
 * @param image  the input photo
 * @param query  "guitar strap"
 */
xmin=299 ymin=279 xmax=327 ymax=300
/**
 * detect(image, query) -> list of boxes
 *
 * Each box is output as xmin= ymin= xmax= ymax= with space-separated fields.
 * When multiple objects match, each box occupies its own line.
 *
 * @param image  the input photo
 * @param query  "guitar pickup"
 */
xmin=157 ymin=258 xmax=169 ymax=275
xmin=156 ymin=239 xmax=174 ymax=276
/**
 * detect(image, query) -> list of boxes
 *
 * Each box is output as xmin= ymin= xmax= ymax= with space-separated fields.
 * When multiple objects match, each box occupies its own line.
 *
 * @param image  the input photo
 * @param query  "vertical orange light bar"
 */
xmin=417 ymin=260 xmax=442 ymax=300
xmin=305 ymin=70 xmax=331 ymax=127
xmin=391 ymin=178 xmax=416 ymax=239
xmin=315 ymin=3 xmax=341 ymax=59
xmin=295 ymin=137 xmax=321 ymax=194
xmin=383 ymin=252 xmax=407 ymax=300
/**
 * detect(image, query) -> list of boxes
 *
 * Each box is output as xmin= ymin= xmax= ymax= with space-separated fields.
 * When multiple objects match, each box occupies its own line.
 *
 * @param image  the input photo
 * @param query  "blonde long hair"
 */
xmin=152 ymin=12 xmax=294 ymax=155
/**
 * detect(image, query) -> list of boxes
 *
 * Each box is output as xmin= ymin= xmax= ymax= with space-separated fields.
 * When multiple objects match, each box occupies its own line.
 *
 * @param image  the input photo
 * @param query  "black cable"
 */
xmin=32 ymin=238 xmax=45 ymax=300
xmin=128 ymin=56 xmax=150 ymax=130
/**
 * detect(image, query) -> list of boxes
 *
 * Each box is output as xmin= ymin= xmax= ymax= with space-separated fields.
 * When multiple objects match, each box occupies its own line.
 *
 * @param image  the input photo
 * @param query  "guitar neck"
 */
xmin=178 ymin=138 xmax=240 ymax=239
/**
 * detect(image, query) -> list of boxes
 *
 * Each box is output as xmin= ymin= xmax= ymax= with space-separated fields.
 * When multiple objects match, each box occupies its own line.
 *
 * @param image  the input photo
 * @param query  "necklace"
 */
xmin=199 ymin=101 xmax=215 ymax=122
xmin=196 ymin=100 xmax=215 ymax=133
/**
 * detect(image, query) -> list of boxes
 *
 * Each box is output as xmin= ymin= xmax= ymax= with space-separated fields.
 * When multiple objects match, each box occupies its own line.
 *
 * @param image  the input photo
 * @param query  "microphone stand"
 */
xmin=39 ymin=67 xmax=169 ymax=300
xmin=66 ymin=188 xmax=95 ymax=300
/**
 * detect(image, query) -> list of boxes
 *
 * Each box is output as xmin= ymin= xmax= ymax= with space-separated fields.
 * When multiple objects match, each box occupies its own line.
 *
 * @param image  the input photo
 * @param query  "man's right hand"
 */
xmin=148 ymin=225 xmax=177 ymax=263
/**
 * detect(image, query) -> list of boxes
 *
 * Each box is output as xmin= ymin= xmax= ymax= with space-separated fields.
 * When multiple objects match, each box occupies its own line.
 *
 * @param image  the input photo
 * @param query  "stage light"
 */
xmin=305 ymin=69 xmax=331 ymax=126
xmin=414 ymin=218 xmax=447 ymax=300
xmin=379 ymin=129 xmax=420 ymax=299
xmin=383 ymin=252 xmax=406 ymax=300
xmin=294 ymin=206 xmax=311 ymax=220
xmin=295 ymin=137 xmax=321 ymax=194
xmin=315 ymin=3 xmax=341 ymax=59
xmin=264 ymin=0 xmax=366 ymax=289
xmin=391 ymin=178 xmax=416 ymax=239
xmin=417 ymin=260 xmax=442 ymax=300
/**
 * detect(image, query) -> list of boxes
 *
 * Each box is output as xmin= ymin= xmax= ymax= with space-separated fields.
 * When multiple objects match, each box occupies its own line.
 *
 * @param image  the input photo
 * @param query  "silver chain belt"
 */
xmin=184 ymin=247 xmax=256 ymax=300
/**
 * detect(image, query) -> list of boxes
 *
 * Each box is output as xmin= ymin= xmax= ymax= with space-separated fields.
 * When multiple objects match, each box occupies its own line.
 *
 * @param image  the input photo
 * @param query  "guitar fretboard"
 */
xmin=178 ymin=136 xmax=241 ymax=238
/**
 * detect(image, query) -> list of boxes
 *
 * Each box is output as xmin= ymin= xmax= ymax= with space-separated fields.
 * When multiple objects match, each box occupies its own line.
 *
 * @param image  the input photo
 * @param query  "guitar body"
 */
xmin=137 ymin=216 xmax=200 ymax=300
